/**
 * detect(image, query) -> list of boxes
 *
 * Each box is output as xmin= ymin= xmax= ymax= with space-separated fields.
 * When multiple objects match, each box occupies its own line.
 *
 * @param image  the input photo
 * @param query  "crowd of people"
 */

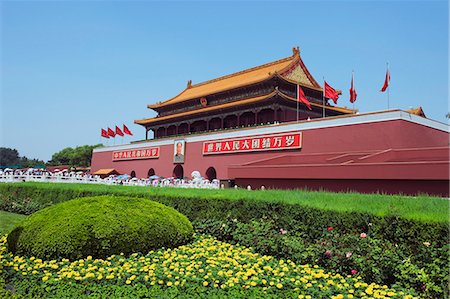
xmin=0 ymin=168 xmax=221 ymax=189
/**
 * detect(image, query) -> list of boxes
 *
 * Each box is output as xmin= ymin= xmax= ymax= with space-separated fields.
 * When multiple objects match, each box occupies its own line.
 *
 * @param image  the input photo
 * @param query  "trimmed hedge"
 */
xmin=7 ymin=196 xmax=193 ymax=259
xmin=0 ymin=183 xmax=447 ymax=248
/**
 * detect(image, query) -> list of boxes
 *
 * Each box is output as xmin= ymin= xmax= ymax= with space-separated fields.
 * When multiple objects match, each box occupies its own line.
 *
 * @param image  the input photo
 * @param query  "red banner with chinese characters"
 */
xmin=203 ymin=132 xmax=302 ymax=155
xmin=112 ymin=147 xmax=160 ymax=161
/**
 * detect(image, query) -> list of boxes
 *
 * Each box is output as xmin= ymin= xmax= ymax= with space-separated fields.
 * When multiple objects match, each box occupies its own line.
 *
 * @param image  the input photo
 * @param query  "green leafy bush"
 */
xmin=7 ymin=196 xmax=194 ymax=259
xmin=194 ymin=217 xmax=449 ymax=298
xmin=0 ymin=193 xmax=50 ymax=215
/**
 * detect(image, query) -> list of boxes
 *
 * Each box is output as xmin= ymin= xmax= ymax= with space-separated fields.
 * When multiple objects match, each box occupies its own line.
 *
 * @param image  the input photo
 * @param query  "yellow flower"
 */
xmin=203 ymin=281 xmax=209 ymax=287
xmin=42 ymin=276 xmax=49 ymax=282
xmin=276 ymin=283 xmax=283 ymax=289
xmin=167 ymin=281 xmax=173 ymax=287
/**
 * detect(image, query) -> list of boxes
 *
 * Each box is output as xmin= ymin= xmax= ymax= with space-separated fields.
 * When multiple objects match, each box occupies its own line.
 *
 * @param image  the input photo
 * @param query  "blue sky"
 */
xmin=1 ymin=1 xmax=448 ymax=161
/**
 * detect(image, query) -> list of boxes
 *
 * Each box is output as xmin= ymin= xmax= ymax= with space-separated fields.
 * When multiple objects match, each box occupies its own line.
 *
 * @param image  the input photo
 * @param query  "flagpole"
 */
xmin=296 ymin=85 xmax=299 ymax=122
xmin=322 ymin=77 xmax=325 ymax=118
xmin=387 ymin=62 xmax=390 ymax=110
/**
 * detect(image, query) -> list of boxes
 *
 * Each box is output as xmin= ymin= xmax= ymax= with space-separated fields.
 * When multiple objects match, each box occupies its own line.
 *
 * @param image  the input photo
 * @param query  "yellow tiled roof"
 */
xmin=92 ymin=169 xmax=119 ymax=175
xmin=149 ymin=48 xmax=319 ymax=109
xmin=135 ymin=90 xmax=353 ymax=126
xmin=406 ymin=107 xmax=426 ymax=118
xmin=137 ymin=92 xmax=277 ymax=125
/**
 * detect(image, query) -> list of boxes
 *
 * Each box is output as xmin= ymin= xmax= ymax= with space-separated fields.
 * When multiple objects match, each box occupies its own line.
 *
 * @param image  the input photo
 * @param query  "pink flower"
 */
xmin=327 ymin=227 xmax=333 ymax=231
xmin=351 ymin=269 xmax=358 ymax=275
xmin=346 ymin=252 xmax=353 ymax=258
xmin=324 ymin=250 xmax=332 ymax=258
xmin=280 ymin=228 xmax=287 ymax=235
xmin=360 ymin=233 xmax=367 ymax=238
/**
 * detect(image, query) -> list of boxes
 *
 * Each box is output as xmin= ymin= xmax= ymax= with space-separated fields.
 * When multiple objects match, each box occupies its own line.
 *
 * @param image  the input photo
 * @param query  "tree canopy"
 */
xmin=0 ymin=148 xmax=46 ymax=168
xmin=47 ymin=144 xmax=102 ymax=167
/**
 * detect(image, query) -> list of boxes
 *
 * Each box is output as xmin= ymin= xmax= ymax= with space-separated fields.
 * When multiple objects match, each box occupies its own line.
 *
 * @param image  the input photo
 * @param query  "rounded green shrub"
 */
xmin=7 ymin=196 xmax=194 ymax=259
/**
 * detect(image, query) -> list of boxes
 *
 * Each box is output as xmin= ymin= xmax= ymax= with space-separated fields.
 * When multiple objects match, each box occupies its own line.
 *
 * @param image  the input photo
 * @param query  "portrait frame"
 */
xmin=173 ymin=139 xmax=185 ymax=164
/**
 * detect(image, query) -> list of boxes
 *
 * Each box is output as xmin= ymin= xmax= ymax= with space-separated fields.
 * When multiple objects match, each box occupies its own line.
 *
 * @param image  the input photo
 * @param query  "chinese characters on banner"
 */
xmin=112 ymin=147 xmax=160 ymax=161
xmin=202 ymin=132 xmax=302 ymax=155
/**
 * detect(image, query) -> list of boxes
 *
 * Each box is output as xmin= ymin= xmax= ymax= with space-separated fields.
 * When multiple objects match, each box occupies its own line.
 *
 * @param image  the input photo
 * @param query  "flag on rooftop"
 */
xmin=115 ymin=125 xmax=124 ymax=137
xmin=101 ymin=129 xmax=109 ymax=139
xmin=297 ymin=85 xmax=312 ymax=110
xmin=349 ymin=73 xmax=357 ymax=103
xmin=324 ymin=81 xmax=339 ymax=104
xmin=107 ymin=127 xmax=116 ymax=138
xmin=380 ymin=67 xmax=390 ymax=92
xmin=123 ymin=124 xmax=133 ymax=136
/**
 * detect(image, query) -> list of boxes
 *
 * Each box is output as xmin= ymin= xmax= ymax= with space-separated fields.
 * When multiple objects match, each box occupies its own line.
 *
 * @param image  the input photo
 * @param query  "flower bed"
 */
xmin=0 ymin=235 xmax=417 ymax=298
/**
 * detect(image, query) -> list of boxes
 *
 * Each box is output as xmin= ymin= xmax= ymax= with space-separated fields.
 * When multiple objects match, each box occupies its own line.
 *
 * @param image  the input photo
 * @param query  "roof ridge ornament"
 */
xmin=292 ymin=46 xmax=300 ymax=56
xmin=187 ymin=80 xmax=192 ymax=88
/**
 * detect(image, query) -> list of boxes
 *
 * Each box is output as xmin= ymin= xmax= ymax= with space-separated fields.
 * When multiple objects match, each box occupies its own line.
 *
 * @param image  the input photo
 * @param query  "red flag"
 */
xmin=115 ymin=125 xmax=124 ymax=137
xmin=297 ymin=85 xmax=312 ymax=110
xmin=101 ymin=129 xmax=109 ymax=139
xmin=380 ymin=68 xmax=390 ymax=92
xmin=107 ymin=127 xmax=116 ymax=138
xmin=324 ymin=81 xmax=339 ymax=104
xmin=349 ymin=74 xmax=357 ymax=103
xmin=123 ymin=124 xmax=133 ymax=136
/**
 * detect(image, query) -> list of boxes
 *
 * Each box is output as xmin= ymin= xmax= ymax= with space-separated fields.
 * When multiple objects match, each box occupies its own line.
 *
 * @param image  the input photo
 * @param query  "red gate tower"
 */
xmin=91 ymin=48 xmax=450 ymax=196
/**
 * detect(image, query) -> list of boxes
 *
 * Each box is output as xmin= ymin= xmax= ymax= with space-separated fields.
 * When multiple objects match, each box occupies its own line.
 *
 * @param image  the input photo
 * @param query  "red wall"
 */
xmin=91 ymin=119 xmax=449 ymax=180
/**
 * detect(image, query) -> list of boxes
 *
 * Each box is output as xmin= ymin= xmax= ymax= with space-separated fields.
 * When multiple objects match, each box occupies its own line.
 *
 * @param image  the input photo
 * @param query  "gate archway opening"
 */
xmin=205 ymin=167 xmax=217 ymax=181
xmin=173 ymin=165 xmax=184 ymax=179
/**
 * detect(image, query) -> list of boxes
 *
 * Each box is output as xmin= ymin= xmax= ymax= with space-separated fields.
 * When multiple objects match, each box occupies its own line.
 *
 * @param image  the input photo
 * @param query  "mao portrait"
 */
xmin=174 ymin=140 xmax=185 ymax=163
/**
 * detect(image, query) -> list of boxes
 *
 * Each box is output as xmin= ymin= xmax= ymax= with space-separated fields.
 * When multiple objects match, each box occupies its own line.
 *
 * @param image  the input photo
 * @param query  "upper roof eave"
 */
xmin=137 ymin=90 xmax=279 ymax=126
xmin=148 ymin=47 xmax=322 ymax=110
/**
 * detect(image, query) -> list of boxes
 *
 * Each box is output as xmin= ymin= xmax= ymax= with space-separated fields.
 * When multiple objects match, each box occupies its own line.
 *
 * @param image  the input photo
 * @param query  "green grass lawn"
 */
xmin=3 ymin=182 xmax=449 ymax=223
xmin=0 ymin=211 xmax=26 ymax=235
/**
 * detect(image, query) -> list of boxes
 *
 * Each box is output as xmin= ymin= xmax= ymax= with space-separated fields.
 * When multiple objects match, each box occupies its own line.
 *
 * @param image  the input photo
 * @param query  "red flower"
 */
xmin=351 ymin=269 xmax=358 ymax=275
xmin=327 ymin=227 xmax=333 ymax=231
xmin=360 ymin=233 xmax=367 ymax=238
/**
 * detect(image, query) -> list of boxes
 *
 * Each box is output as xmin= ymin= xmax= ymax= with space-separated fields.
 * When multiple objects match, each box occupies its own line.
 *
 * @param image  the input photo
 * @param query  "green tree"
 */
xmin=48 ymin=144 xmax=102 ymax=167
xmin=0 ymin=148 xmax=45 ymax=168
xmin=0 ymin=148 xmax=20 ymax=166
xmin=20 ymin=157 xmax=46 ymax=168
